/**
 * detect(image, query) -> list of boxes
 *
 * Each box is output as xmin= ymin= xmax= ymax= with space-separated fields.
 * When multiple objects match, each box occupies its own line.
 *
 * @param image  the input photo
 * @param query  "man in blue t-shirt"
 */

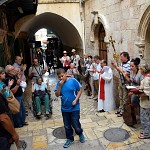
xmin=55 ymin=68 xmax=85 ymax=148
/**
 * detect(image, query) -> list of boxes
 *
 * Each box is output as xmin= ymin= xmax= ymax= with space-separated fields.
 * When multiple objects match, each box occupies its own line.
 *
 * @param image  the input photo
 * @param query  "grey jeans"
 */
xmin=140 ymin=107 xmax=150 ymax=136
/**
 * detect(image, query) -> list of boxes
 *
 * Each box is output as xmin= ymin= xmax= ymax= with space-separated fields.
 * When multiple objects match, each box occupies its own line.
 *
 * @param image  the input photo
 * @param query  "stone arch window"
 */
xmin=136 ymin=4 xmax=150 ymax=60
xmin=98 ymin=24 xmax=107 ymax=60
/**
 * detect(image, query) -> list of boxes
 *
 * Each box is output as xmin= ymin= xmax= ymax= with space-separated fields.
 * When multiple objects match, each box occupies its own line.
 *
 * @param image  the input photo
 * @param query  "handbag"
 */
xmin=122 ymin=95 xmax=137 ymax=126
xmin=34 ymin=90 xmax=46 ymax=100
xmin=64 ymin=60 xmax=70 ymax=67
xmin=6 ymin=91 xmax=20 ymax=114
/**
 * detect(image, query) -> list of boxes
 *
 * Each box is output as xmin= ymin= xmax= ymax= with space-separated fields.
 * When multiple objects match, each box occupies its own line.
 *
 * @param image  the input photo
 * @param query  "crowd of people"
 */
xmin=58 ymin=49 xmax=150 ymax=144
xmin=0 ymin=49 xmax=150 ymax=149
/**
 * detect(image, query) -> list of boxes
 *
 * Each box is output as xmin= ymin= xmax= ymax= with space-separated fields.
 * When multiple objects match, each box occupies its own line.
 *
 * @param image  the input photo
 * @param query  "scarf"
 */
xmin=99 ymin=78 xmax=105 ymax=100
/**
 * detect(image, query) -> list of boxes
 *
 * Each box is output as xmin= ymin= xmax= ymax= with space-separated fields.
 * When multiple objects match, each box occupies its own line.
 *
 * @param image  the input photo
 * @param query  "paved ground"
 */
xmin=13 ymin=73 xmax=150 ymax=150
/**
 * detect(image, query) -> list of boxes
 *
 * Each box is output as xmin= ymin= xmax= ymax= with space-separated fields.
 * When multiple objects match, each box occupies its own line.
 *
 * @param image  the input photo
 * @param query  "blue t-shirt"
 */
xmin=0 ymin=81 xmax=10 ymax=98
xmin=34 ymin=82 xmax=47 ymax=91
xmin=55 ymin=78 xmax=81 ymax=112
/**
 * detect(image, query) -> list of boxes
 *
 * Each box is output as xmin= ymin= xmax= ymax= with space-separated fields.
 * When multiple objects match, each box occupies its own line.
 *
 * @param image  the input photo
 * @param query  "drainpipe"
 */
xmin=80 ymin=0 xmax=85 ymax=54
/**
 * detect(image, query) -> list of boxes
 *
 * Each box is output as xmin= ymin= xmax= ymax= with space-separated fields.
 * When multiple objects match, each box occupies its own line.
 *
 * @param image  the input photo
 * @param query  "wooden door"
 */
xmin=99 ymin=24 xmax=107 ymax=61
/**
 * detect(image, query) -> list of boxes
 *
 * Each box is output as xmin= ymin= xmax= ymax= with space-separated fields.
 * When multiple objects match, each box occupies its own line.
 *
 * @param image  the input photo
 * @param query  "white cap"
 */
xmin=71 ymin=49 xmax=76 ymax=52
xmin=63 ymin=51 xmax=67 ymax=54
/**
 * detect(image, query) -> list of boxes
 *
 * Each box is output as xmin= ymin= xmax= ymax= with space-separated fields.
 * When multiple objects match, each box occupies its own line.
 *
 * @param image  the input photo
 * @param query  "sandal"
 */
xmin=138 ymin=134 xmax=150 ymax=139
xmin=117 ymin=113 xmax=123 ymax=117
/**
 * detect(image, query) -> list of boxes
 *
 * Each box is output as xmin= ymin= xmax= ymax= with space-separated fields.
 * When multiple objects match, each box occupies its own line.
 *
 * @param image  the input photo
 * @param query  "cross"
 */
xmin=109 ymin=36 xmax=116 ymax=52
xmin=109 ymin=36 xmax=119 ymax=63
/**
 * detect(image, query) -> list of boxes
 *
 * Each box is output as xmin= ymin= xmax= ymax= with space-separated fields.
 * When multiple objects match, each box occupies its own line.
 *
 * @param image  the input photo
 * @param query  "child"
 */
xmin=55 ymin=68 xmax=85 ymax=148
xmin=138 ymin=64 xmax=150 ymax=139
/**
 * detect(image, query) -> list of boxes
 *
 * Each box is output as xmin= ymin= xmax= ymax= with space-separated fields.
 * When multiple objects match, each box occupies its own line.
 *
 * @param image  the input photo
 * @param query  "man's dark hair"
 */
xmin=131 ymin=57 xmax=140 ymax=66
xmin=120 ymin=52 xmax=130 ymax=61
xmin=57 ymin=68 xmax=65 ymax=75
xmin=88 ymin=55 xmax=92 ymax=59
xmin=102 ymin=59 xmax=107 ymax=65
xmin=15 ymin=55 xmax=21 ymax=60
xmin=94 ymin=55 xmax=100 ymax=60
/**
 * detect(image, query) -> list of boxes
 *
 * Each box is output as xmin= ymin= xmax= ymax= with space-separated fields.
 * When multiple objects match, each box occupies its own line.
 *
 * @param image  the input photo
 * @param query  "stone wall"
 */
xmin=83 ymin=0 xmax=150 ymax=105
xmin=84 ymin=0 xmax=150 ymax=61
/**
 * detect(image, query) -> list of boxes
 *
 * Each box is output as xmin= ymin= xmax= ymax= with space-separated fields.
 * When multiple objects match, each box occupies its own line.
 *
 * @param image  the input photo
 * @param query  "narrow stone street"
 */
xmin=14 ymin=73 xmax=150 ymax=150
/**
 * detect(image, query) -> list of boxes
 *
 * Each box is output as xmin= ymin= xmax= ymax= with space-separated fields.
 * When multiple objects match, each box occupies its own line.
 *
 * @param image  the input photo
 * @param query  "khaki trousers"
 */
xmin=118 ymin=83 xmax=128 ymax=113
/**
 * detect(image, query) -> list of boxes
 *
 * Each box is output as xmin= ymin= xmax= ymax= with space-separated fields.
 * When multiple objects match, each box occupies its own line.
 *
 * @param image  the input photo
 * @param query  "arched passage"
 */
xmin=90 ymin=13 xmax=109 ymax=60
xmin=17 ymin=12 xmax=83 ymax=51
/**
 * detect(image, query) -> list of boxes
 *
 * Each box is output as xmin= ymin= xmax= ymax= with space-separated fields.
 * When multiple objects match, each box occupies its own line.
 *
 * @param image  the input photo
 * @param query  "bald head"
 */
xmin=84 ymin=53 xmax=88 ymax=59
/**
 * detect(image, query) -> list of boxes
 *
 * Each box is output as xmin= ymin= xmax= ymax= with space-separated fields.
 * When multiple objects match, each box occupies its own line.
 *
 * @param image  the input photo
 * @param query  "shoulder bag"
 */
xmin=6 ymin=90 xmax=20 ymax=114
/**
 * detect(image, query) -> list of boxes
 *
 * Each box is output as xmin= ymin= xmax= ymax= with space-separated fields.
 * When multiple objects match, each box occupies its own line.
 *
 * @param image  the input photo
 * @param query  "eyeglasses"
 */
xmin=8 ymin=67 xmax=15 ymax=72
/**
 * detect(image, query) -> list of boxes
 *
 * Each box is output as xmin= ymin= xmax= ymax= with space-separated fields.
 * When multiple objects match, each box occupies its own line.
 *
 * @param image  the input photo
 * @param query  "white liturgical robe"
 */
xmin=98 ymin=67 xmax=116 ymax=111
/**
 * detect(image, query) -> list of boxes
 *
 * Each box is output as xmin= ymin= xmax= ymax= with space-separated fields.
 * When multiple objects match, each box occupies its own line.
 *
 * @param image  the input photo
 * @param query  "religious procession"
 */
xmin=0 ymin=0 xmax=150 ymax=150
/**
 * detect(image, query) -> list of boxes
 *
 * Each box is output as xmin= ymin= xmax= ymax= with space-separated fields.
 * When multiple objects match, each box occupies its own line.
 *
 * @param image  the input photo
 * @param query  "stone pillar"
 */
xmin=135 ymin=39 xmax=145 ymax=64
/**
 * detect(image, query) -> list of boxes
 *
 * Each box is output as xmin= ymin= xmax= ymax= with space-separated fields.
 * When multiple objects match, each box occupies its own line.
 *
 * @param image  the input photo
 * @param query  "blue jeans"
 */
xmin=62 ymin=111 xmax=83 ymax=141
xmin=0 ymin=137 xmax=11 ymax=150
xmin=13 ymin=96 xmax=26 ymax=128
xmin=131 ymin=94 xmax=140 ymax=107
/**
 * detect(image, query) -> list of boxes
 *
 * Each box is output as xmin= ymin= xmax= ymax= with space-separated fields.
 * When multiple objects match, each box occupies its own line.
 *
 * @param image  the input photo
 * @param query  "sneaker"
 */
xmin=63 ymin=139 xmax=74 ymax=148
xmin=115 ymin=111 xmax=120 ymax=114
xmin=89 ymin=95 xmax=94 ymax=99
xmin=97 ymin=109 xmax=105 ymax=113
xmin=46 ymin=112 xmax=49 ymax=115
xmin=117 ymin=113 xmax=123 ymax=117
xmin=37 ymin=112 xmax=41 ymax=116
xmin=93 ymin=97 xmax=98 ymax=100
xmin=79 ymin=134 xmax=85 ymax=143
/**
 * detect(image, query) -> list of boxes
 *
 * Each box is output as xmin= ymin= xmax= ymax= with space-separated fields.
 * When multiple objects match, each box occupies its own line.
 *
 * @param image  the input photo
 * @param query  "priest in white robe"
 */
xmin=98 ymin=66 xmax=116 ymax=112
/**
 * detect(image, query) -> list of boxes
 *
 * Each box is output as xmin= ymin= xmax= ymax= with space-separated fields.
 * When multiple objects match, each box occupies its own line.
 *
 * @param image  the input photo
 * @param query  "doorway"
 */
xmin=98 ymin=24 xmax=107 ymax=61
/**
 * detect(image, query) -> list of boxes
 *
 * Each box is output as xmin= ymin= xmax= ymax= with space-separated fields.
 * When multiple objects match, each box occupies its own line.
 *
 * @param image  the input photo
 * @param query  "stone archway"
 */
xmin=14 ymin=12 xmax=83 ymax=68
xmin=90 ymin=13 xmax=110 ymax=59
xmin=136 ymin=5 xmax=150 ymax=63
xmin=16 ymin=12 xmax=83 ymax=52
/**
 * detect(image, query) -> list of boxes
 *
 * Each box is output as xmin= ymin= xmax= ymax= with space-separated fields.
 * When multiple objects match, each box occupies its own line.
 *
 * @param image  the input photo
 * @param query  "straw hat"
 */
xmin=71 ymin=49 xmax=76 ymax=52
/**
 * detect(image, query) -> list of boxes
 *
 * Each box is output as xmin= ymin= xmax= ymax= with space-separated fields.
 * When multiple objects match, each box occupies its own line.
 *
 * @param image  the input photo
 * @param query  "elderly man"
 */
xmin=83 ymin=53 xmax=88 ymax=66
xmin=13 ymin=56 xmax=27 ymax=80
xmin=4 ymin=65 xmax=27 ymax=127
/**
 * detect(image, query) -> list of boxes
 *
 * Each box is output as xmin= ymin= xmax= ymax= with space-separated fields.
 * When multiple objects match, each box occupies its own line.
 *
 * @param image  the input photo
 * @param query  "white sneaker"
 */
xmin=46 ymin=112 xmax=49 ymax=115
xmin=89 ymin=95 xmax=94 ymax=99
xmin=37 ymin=112 xmax=41 ymax=116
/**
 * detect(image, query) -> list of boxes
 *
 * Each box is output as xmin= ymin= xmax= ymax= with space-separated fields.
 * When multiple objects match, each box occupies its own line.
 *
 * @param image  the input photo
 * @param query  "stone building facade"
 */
xmin=82 ymin=0 xmax=150 ymax=65
xmin=81 ymin=0 xmax=150 ymax=105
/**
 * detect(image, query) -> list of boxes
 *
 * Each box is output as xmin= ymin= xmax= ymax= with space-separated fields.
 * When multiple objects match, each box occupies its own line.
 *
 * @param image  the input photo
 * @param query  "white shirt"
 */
xmin=71 ymin=55 xmax=80 ymax=67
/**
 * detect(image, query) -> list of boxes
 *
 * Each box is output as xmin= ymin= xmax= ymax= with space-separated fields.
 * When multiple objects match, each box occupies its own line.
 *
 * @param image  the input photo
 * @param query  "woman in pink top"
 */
xmin=60 ymin=51 xmax=70 ymax=71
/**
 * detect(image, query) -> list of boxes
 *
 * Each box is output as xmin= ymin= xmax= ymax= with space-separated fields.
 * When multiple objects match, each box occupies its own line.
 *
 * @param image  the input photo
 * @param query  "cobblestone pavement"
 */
xmin=14 ymin=73 xmax=150 ymax=150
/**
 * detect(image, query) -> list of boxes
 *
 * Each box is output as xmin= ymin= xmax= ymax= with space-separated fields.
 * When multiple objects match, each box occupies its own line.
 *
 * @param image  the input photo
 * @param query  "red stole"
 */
xmin=99 ymin=78 xmax=105 ymax=100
